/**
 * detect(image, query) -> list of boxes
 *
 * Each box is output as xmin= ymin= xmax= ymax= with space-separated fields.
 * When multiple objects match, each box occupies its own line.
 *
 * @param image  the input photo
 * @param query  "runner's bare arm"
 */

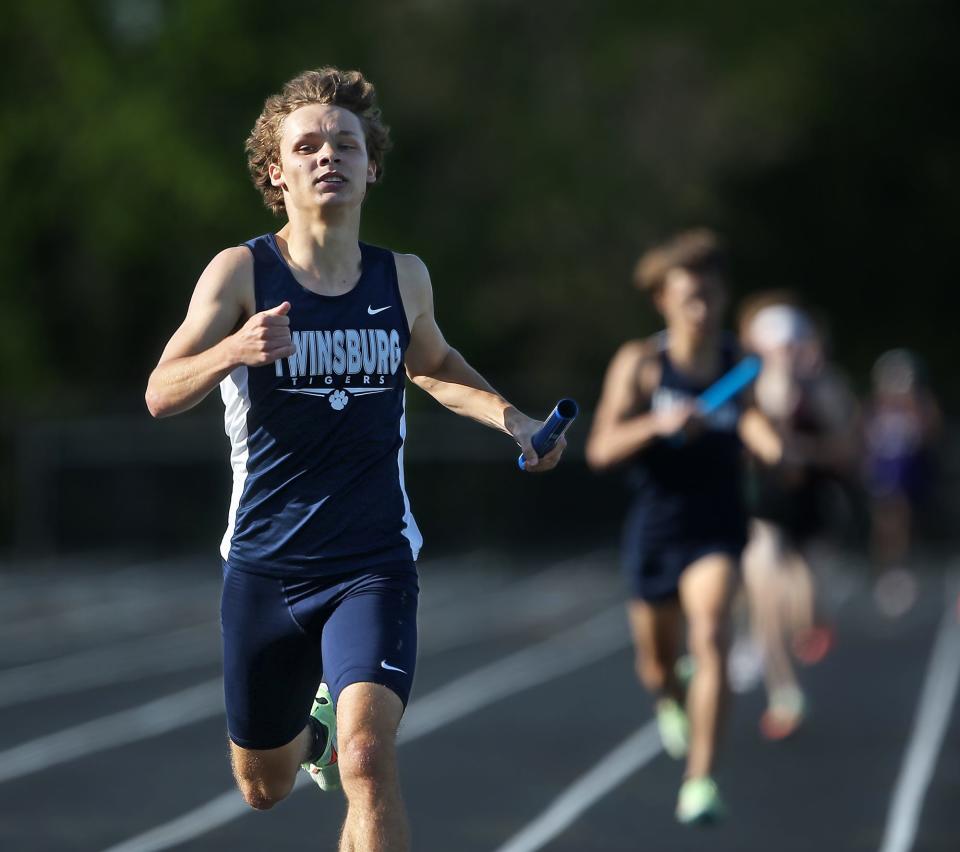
xmin=396 ymin=253 xmax=564 ymax=471
xmin=586 ymin=341 xmax=682 ymax=470
xmin=145 ymin=247 xmax=296 ymax=418
xmin=739 ymin=405 xmax=783 ymax=465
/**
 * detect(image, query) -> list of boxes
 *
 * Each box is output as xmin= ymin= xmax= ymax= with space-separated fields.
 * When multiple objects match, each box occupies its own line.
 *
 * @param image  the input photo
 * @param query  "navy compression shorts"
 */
xmin=220 ymin=559 xmax=419 ymax=750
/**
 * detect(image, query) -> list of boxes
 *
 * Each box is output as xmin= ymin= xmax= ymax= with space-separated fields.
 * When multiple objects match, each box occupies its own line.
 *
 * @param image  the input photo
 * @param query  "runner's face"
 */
xmin=270 ymin=104 xmax=376 ymax=214
xmin=658 ymin=268 xmax=727 ymax=340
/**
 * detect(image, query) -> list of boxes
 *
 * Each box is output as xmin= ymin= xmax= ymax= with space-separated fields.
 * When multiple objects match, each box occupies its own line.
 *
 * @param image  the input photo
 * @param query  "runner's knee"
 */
xmin=339 ymin=730 xmax=395 ymax=788
xmin=235 ymin=771 xmax=296 ymax=811
xmin=689 ymin=618 xmax=728 ymax=661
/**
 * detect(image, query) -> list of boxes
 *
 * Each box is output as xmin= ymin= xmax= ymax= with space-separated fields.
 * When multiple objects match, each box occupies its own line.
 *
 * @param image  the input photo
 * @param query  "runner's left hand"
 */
xmin=511 ymin=415 xmax=567 ymax=473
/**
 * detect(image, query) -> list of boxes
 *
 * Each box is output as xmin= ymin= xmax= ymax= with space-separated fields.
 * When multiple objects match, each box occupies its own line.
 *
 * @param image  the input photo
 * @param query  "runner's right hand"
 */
xmin=230 ymin=302 xmax=297 ymax=366
xmin=653 ymin=401 xmax=700 ymax=439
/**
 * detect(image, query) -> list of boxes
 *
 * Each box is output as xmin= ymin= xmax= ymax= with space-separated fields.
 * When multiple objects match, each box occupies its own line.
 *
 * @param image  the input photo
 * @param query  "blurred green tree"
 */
xmin=1 ymin=0 xmax=956 ymax=414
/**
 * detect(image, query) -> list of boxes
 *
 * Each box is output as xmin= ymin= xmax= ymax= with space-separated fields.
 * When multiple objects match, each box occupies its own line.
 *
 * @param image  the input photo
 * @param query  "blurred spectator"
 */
xmin=863 ymin=349 xmax=942 ymax=617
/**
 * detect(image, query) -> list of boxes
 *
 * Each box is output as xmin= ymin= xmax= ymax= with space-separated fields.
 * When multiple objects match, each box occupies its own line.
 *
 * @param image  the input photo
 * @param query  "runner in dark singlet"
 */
xmin=587 ymin=230 xmax=779 ymax=824
xmin=145 ymin=67 xmax=566 ymax=852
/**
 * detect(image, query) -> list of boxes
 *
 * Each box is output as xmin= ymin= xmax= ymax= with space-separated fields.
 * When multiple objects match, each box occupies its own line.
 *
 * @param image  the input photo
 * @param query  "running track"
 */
xmin=0 ymin=549 xmax=957 ymax=852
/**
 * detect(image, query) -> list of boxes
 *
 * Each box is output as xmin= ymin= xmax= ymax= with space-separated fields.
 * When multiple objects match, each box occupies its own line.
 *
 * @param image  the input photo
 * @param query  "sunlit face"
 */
xmin=268 ymin=104 xmax=377 ymax=215
xmin=656 ymin=268 xmax=727 ymax=340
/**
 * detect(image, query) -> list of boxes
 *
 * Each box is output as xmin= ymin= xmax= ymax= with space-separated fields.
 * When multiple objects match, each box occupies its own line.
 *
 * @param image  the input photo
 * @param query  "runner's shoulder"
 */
xmin=392 ymin=252 xmax=430 ymax=286
xmin=206 ymin=246 xmax=255 ymax=287
xmin=392 ymin=251 xmax=432 ymax=316
xmin=610 ymin=337 xmax=662 ymax=393
xmin=619 ymin=336 xmax=663 ymax=363
xmin=193 ymin=246 xmax=255 ymax=310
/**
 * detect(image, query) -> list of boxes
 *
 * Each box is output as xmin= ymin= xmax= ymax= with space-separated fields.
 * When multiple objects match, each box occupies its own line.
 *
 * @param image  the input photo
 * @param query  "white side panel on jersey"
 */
xmin=398 ymin=391 xmax=423 ymax=560
xmin=219 ymin=366 xmax=251 ymax=560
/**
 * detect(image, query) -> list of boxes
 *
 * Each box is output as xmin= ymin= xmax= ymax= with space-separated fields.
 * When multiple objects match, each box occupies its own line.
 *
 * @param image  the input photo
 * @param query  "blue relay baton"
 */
xmin=697 ymin=355 xmax=761 ymax=414
xmin=518 ymin=399 xmax=579 ymax=470
xmin=668 ymin=355 xmax=761 ymax=446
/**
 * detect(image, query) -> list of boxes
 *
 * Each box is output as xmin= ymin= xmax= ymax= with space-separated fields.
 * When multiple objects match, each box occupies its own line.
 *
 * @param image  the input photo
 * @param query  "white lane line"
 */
xmin=98 ymin=604 xmax=631 ymax=852
xmin=401 ymin=603 xmax=627 ymax=741
xmin=0 ymin=558 xmax=216 ymax=627
xmin=0 ymin=623 xmax=219 ymax=710
xmin=98 ymin=789 xmax=246 ymax=852
xmin=879 ymin=594 xmax=960 ymax=852
xmin=0 ymin=558 xmax=205 ymax=619
xmin=0 ymin=588 xmax=218 ymax=667
xmin=423 ymin=555 xmax=617 ymax=656
xmin=0 ymin=553 xmax=512 ymax=634
xmin=0 ymin=555 xmax=616 ymax=710
xmin=0 ymin=680 xmax=223 ymax=785
xmin=0 ymin=592 xmax=625 ymax=787
xmin=493 ymin=722 xmax=662 ymax=852
xmin=0 ymin=554 xmax=500 ymax=667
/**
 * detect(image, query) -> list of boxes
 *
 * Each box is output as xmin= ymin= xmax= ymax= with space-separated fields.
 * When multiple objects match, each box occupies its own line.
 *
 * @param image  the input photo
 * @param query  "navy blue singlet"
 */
xmin=219 ymin=234 xmax=422 ymax=577
xmin=624 ymin=332 xmax=747 ymax=546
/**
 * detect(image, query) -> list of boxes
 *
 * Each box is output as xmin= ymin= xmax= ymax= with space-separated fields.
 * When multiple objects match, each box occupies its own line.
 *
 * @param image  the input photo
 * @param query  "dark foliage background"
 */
xmin=2 ymin=0 xmax=957 ymax=552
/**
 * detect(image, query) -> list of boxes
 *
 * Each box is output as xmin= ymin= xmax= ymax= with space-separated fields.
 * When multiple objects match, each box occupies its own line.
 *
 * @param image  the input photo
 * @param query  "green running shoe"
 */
xmin=301 ymin=683 xmax=340 ymax=792
xmin=674 ymin=654 xmax=696 ymax=690
xmin=676 ymin=776 xmax=725 ymax=825
xmin=656 ymin=697 xmax=689 ymax=759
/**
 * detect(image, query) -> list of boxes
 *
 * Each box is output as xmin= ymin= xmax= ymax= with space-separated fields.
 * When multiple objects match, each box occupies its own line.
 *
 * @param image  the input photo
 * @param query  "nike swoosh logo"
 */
xmin=380 ymin=660 xmax=408 ymax=674
xmin=367 ymin=305 xmax=391 ymax=315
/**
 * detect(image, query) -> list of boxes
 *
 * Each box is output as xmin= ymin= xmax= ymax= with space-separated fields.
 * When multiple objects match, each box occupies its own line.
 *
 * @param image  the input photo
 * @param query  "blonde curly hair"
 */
xmin=246 ymin=67 xmax=392 ymax=216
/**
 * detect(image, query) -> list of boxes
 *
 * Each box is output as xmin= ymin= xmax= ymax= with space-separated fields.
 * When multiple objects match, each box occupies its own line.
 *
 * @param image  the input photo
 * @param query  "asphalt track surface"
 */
xmin=1 ymin=549 xmax=957 ymax=852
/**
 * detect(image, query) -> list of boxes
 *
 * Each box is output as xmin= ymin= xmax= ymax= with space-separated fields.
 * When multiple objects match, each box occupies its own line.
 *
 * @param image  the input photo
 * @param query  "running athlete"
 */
xmin=863 ymin=349 xmax=942 ymax=616
xmin=145 ymin=68 xmax=565 ymax=852
xmin=738 ymin=295 xmax=859 ymax=738
xmin=586 ymin=230 xmax=778 ymax=824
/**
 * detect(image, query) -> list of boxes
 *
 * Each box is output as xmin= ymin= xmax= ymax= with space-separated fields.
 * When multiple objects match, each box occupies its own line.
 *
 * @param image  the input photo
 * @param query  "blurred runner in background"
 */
xmin=587 ymin=230 xmax=779 ymax=824
xmin=738 ymin=293 xmax=859 ymax=740
xmin=863 ymin=348 xmax=942 ymax=617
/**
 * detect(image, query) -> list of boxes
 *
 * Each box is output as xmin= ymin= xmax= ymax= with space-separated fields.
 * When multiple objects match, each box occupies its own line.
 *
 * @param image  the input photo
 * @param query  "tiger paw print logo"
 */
xmin=329 ymin=390 xmax=349 ymax=411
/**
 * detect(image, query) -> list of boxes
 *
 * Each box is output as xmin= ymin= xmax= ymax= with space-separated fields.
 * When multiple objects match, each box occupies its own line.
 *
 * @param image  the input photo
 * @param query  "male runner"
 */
xmin=586 ymin=230 xmax=778 ymax=824
xmin=145 ymin=67 xmax=564 ymax=852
